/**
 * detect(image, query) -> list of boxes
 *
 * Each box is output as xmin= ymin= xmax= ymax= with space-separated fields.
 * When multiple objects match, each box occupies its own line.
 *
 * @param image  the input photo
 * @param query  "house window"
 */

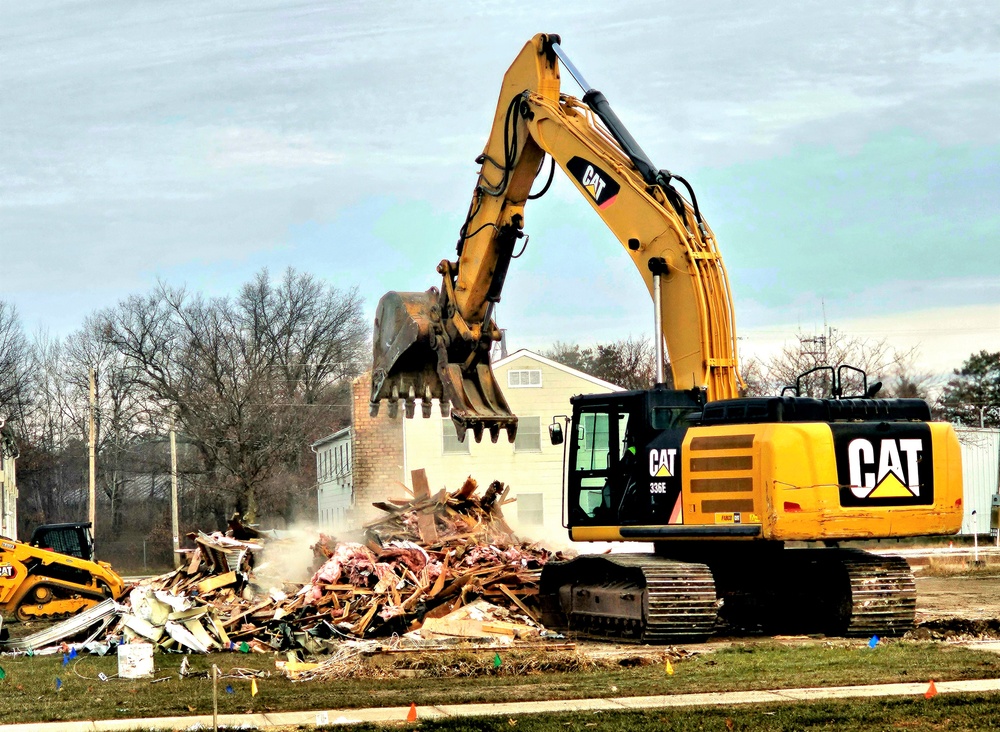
xmin=508 ymin=369 xmax=542 ymax=388
xmin=514 ymin=416 xmax=542 ymax=452
xmin=442 ymin=420 xmax=470 ymax=454
xmin=518 ymin=493 xmax=544 ymax=525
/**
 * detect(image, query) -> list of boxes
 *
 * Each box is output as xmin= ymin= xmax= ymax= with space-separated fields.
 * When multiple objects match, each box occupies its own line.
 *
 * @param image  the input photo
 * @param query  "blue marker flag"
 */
xmin=56 ymin=678 xmax=62 ymax=690
xmin=62 ymin=655 xmax=69 ymax=666
xmin=69 ymin=648 xmax=77 ymax=659
xmin=225 ymin=685 xmax=234 ymax=694
xmin=868 ymin=635 xmax=880 ymax=648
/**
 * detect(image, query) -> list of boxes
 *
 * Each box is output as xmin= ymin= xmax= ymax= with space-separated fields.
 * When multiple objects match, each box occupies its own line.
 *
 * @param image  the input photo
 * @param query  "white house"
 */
xmin=314 ymin=350 xmax=622 ymax=544
xmin=312 ymin=427 xmax=354 ymax=533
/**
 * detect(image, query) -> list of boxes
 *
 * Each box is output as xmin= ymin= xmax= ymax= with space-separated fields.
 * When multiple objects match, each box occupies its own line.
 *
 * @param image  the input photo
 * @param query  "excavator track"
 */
xmin=10 ymin=577 xmax=114 ymax=622
xmin=837 ymin=551 xmax=916 ymax=637
xmin=539 ymin=554 xmax=718 ymax=643
xmin=708 ymin=547 xmax=917 ymax=638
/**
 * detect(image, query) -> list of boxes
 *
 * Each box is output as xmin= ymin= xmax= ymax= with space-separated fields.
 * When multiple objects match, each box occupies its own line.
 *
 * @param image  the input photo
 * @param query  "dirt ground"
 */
xmin=916 ymin=574 xmax=1000 ymax=622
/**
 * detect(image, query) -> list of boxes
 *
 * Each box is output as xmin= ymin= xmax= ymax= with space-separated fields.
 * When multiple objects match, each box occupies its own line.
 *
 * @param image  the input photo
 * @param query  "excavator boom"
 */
xmin=371 ymin=34 xmax=743 ymax=441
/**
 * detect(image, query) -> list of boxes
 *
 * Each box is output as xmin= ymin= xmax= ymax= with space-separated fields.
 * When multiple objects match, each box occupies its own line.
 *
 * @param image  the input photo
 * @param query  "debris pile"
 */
xmin=3 ymin=473 xmax=558 ymax=658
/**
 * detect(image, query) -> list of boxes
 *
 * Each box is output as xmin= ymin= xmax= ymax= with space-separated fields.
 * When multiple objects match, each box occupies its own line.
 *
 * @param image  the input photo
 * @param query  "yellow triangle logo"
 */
xmin=869 ymin=473 xmax=913 ymax=498
xmin=585 ymin=182 xmax=598 ymax=199
xmin=655 ymin=464 xmax=671 ymax=477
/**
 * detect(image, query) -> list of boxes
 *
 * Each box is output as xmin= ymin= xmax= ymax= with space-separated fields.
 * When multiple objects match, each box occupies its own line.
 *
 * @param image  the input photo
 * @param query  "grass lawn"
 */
xmin=335 ymin=695 xmax=1000 ymax=732
xmin=0 ymin=641 xmax=998 ymax=725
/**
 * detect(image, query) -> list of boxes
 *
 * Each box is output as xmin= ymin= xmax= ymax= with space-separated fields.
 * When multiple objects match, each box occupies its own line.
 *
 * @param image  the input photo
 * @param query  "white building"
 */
xmin=312 ymin=427 xmax=354 ymax=533
xmin=401 ymin=349 xmax=621 ymax=543
xmin=315 ymin=350 xmax=621 ymax=544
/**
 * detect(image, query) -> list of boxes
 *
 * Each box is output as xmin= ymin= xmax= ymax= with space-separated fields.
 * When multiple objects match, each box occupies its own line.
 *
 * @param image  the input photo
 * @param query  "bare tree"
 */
xmin=745 ymin=329 xmax=925 ymax=399
xmin=542 ymin=335 xmax=668 ymax=391
xmin=102 ymin=267 xmax=366 ymax=524
xmin=62 ymin=317 xmax=156 ymax=532
xmin=0 ymin=300 xmax=31 ymax=427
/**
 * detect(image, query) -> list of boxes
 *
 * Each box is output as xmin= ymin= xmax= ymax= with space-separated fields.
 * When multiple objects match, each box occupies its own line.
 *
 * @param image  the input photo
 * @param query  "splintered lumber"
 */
xmin=197 ymin=570 xmax=237 ymax=594
xmin=410 ymin=469 xmax=439 ymax=543
xmin=22 ymin=476 xmax=559 ymax=657
xmin=498 ymin=583 xmax=540 ymax=622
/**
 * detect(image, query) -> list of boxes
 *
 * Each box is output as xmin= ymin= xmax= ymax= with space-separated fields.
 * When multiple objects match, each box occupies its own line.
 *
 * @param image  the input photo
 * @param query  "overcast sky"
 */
xmin=2 ymin=1 xmax=997 ymax=377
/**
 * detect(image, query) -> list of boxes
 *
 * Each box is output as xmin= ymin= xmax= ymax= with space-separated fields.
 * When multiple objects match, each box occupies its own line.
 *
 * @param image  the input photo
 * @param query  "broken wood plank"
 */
xmin=410 ymin=469 xmax=439 ymax=543
xmin=197 ymin=570 xmax=237 ymax=594
xmin=497 ymin=584 xmax=539 ymax=622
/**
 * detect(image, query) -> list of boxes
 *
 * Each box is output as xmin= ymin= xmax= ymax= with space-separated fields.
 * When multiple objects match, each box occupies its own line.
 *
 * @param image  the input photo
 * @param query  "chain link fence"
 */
xmin=98 ymin=539 xmax=174 ymax=576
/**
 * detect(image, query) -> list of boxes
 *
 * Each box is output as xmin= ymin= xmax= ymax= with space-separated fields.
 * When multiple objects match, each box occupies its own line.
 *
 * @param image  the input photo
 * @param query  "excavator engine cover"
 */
xmin=370 ymin=290 xmax=517 ymax=443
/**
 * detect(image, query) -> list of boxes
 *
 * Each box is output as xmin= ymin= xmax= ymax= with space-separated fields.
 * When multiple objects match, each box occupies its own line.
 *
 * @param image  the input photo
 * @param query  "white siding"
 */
xmin=315 ymin=430 xmax=354 ymax=532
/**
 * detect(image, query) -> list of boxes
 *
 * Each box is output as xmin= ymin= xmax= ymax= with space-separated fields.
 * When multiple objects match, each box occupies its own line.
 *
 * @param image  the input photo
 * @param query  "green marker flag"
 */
xmin=493 ymin=652 xmax=502 ymax=669
xmin=239 ymin=642 xmax=250 ymax=653
xmin=0 ymin=666 xmax=6 ymax=680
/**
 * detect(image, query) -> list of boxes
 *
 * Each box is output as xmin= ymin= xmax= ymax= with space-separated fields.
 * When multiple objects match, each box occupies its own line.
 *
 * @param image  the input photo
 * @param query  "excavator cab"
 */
xmin=566 ymin=388 xmax=705 ymax=529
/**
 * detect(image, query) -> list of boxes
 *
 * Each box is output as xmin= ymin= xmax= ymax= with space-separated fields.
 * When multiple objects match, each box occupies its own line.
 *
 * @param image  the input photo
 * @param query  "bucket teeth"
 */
xmin=369 ymin=401 xmax=380 ymax=418
xmin=489 ymin=424 xmax=500 ymax=443
xmin=404 ymin=399 xmax=415 ymax=419
xmin=387 ymin=399 xmax=399 ymax=419
xmin=506 ymin=422 xmax=518 ymax=444
xmin=441 ymin=400 xmax=451 ymax=418
xmin=421 ymin=400 xmax=432 ymax=419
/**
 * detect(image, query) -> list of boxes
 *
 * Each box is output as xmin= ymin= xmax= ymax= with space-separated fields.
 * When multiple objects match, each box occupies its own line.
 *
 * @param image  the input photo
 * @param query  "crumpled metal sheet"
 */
xmin=0 ymin=598 xmax=120 ymax=651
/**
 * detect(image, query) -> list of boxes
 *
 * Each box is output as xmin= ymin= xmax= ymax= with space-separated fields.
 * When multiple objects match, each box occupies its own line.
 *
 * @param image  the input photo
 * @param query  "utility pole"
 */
xmin=170 ymin=418 xmax=180 ymax=568
xmin=88 ymin=368 xmax=97 ymax=535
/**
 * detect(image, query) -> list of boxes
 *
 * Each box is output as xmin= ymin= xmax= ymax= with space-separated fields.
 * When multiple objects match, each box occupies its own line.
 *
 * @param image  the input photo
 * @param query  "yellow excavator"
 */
xmin=370 ymin=34 xmax=963 ymax=640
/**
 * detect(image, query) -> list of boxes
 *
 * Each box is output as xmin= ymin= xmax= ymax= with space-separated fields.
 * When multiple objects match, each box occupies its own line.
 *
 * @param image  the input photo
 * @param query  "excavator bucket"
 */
xmin=370 ymin=290 xmax=518 ymax=443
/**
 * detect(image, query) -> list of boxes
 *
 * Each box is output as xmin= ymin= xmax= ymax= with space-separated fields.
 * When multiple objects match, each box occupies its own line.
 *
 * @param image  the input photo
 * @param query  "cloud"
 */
xmin=206 ymin=127 xmax=344 ymax=169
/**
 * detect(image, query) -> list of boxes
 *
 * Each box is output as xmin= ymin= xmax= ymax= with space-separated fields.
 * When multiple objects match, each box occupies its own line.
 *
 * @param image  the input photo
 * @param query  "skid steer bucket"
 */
xmin=370 ymin=290 xmax=518 ymax=443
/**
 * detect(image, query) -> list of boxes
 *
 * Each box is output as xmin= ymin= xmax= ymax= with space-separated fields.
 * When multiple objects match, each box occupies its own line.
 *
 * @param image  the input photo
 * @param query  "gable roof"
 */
xmin=492 ymin=349 xmax=623 ymax=392
xmin=311 ymin=426 xmax=351 ymax=449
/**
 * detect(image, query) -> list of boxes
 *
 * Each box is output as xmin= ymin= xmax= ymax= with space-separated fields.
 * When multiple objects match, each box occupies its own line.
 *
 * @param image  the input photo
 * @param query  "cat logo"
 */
xmin=848 ymin=438 xmax=923 ymax=499
xmin=581 ymin=165 xmax=607 ymax=200
xmin=566 ymin=156 xmax=621 ymax=209
xmin=832 ymin=424 xmax=934 ymax=507
xmin=649 ymin=448 xmax=677 ymax=478
xmin=0 ymin=564 xmax=15 ymax=578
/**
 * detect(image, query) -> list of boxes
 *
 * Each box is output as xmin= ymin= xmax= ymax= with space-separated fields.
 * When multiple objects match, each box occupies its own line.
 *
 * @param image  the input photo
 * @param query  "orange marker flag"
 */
xmin=251 ymin=678 xmax=258 ymax=697
xmin=925 ymin=680 xmax=937 ymax=699
xmin=406 ymin=703 xmax=417 ymax=722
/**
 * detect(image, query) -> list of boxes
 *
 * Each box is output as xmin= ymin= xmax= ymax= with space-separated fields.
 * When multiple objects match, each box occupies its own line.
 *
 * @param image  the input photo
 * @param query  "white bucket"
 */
xmin=118 ymin=642 xmax=154 ymax=679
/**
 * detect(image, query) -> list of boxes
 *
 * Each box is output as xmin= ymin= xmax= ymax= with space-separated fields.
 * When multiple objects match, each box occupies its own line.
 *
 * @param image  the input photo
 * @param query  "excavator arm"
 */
xmin=371 ymin=34 xmax=743 ymax=441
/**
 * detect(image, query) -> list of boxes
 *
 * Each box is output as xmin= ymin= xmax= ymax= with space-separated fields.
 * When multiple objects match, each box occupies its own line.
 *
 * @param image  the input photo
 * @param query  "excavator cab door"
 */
xmin=567 ymin=393 xmax=648 ymax=526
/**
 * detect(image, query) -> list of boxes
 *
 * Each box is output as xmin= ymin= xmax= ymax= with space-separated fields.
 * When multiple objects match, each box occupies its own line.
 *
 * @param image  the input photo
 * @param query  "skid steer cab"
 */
xmin=0 ymin=522 xmax=126 ymax=622
xmin=29 ymin=522 xmax=98 ymax=561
